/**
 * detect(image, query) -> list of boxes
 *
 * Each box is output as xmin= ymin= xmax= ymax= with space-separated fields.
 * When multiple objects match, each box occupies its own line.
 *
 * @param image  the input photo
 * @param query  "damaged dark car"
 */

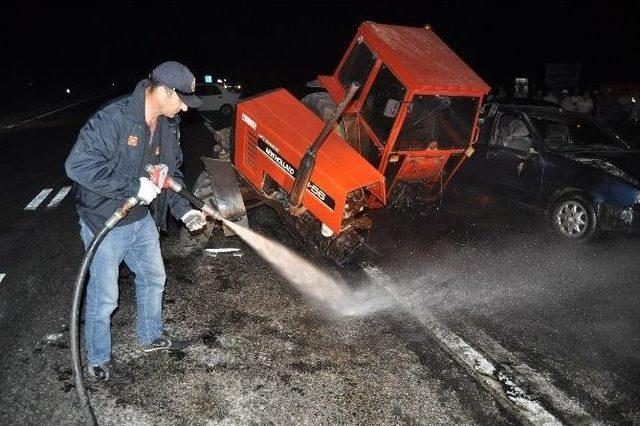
xmin=453 ymin=101 xmax=640 ymax=241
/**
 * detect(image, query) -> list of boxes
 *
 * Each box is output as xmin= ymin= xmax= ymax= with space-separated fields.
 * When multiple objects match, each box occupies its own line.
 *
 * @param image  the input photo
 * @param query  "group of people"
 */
xmin=543 ymin=87 xmax=639 ymax=124
xmin=542 ymin=88 xmax=594 ymax=113
xmin=490 ymin=83 xmax=638 ymax=126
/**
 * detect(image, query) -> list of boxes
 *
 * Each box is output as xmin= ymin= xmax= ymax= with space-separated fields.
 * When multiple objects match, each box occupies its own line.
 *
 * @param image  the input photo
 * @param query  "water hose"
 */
xmin=70 ymin=171 xmax=220 ymax=424
xmin=70 ymin=196 xmax=139 ymax=425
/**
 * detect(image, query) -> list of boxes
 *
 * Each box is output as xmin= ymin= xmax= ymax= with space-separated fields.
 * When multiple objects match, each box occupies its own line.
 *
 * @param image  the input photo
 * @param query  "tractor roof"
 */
xmin=360 ymin=21 xmax=490 ymax=96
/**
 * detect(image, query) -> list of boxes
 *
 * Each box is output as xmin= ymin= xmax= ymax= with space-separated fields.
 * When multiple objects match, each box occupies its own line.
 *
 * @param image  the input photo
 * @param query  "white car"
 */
xmin=195 ymin=83 xmax=240 ymax=116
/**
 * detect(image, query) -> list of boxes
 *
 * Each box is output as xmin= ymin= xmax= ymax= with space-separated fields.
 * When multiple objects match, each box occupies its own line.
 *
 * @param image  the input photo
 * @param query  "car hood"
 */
xmin=560 ymin=151 xmax=640 ymax=186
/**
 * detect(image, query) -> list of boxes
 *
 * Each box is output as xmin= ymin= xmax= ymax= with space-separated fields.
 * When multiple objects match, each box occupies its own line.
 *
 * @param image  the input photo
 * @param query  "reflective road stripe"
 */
xmin=46 ymin=186 xmax=72 ymax=208
xmin=25 ymin=188 xmax=53 ymax=210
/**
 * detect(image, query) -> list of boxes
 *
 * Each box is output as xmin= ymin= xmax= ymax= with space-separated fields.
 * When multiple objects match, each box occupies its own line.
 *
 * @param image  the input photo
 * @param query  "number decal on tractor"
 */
xmin=257 ymin=137 xmax=335 ymax=210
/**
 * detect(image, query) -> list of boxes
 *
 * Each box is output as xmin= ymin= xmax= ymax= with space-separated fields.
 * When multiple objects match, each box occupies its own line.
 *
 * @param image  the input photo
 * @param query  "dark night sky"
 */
xmin=1 ymin=1 xmax=639 ymax=99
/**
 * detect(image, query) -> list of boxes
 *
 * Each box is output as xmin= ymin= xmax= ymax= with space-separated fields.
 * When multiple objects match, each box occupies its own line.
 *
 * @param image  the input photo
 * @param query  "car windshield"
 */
xmin=395 ymin=95 xmax=479 ymax=150
xmin=530 ymin=112 xmax=630 ymax=152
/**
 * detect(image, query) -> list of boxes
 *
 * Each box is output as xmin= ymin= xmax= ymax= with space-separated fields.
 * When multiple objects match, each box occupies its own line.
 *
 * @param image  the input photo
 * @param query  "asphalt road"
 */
xmin=0 ymin=98 xmax=638 ymax=424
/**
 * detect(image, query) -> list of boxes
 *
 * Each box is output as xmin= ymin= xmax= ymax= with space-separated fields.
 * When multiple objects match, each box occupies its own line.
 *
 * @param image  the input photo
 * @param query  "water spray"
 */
xmin=71 ymin=165 xmax=392 ymax=425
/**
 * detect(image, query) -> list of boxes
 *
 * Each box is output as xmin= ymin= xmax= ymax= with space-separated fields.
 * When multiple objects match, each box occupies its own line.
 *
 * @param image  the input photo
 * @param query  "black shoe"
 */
xmin=88 ymin=361 xmax=133 ymax=384
xmin=143 ymin=336 xmax=189 ymax=352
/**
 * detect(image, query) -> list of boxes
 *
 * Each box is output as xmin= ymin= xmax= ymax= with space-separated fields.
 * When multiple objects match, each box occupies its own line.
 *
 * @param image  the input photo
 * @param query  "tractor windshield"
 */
xmin=338 ymin=41 xmax=376 ymax=92
xmin=395 ymin=95 xmax=479 ymax=151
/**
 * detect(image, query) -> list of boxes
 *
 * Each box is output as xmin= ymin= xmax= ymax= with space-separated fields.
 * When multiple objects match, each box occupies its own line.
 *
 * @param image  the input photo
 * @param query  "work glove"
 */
xmin=181 ymin=209 xmax=207 ymax=232
xmin=137 ymin=177 xmax=161 ymax=205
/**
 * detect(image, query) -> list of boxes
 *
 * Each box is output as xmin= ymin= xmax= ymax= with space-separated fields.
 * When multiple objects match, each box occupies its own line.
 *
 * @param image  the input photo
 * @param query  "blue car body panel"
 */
xmin=455 ymin=103 xmax=640 ymax=234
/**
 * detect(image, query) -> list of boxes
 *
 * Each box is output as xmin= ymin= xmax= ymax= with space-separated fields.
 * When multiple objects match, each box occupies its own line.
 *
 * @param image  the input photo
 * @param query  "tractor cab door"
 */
xmin=382 ymin=92 xmax=481 ymax=193
xmin=356 ymin=65 xmax=408 ymax=185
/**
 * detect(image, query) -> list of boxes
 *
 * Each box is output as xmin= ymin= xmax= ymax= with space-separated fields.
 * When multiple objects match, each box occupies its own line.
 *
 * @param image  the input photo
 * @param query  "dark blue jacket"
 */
xmin=65 ymin=79 xmax=191 ymax=233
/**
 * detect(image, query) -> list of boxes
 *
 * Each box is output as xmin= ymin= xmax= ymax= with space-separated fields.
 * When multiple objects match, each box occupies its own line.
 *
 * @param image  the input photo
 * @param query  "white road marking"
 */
xmin=361 ymin=264 xmax=591 ymax=425
xmin=46 ymin=186 xmax=71 ymax=208
xmin=24 ymin=188 xmax=53 ymax=210
xmin=466 ymin=326 xmax=595 ymax=423
xmin=3 ymin=94 xmax=106 ymax=130
xmin=0 ymin=274 xmax=5 ymax=285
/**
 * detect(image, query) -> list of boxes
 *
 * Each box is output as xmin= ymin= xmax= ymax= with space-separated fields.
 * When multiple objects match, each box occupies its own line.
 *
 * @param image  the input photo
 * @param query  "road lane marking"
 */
xmin=3 ymin=94 xmax=106 ymax=130
xmin=457 ymin=325 xmax=595 ymax=424
xmin=361 ymin=264 xmax=588 ymax=425
xmin=25 ymin=188 xmax=53 ymax=210
xmin=46 ymin=186 xmax=71 ymax=208
xmin=0 ymin=274 xmax=5 ymax=285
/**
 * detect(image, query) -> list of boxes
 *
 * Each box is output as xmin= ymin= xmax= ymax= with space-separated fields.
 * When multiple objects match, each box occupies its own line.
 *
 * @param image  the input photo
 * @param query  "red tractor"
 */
xmin=197 ymin=21 xmax=490 ymax=263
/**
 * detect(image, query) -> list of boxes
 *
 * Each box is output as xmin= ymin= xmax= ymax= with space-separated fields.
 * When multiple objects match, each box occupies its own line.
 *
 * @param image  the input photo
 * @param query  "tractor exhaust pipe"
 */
xmin=289 ymin=82 xmax=360 ymax=213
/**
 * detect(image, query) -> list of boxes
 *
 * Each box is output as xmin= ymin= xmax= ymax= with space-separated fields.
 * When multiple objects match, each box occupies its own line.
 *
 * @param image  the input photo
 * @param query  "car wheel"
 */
xmin=550 ymin=195 xmax=598 ymax=241
xmin=220 ymin=104 xmax=233 ymax=117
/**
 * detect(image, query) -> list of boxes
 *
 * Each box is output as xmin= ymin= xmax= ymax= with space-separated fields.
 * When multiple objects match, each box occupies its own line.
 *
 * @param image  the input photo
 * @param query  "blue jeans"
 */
xmin=79 ymin=213 xmax=166 ymax=366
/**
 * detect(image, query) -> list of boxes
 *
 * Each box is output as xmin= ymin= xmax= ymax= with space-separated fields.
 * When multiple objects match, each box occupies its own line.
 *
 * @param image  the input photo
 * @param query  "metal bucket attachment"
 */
xmin=200 ymin=156 xmax=248 ymax=236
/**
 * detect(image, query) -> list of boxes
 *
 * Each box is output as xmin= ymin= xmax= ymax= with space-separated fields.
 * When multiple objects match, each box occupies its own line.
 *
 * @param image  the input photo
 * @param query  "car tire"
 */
xmin=550 ymin=194 xmax=598 ymax=242
xmin=220 ymin=104 xmax=233 ymax=117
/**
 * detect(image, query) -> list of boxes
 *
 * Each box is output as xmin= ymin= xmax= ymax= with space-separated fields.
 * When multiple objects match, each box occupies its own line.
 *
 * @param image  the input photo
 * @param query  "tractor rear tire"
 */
xmin=301 ymin=92 xmax=337 ymax=122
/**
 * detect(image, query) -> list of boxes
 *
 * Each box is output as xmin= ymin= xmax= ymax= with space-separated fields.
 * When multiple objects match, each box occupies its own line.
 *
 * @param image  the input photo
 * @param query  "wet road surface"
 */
xmin=0 ymin=99 xmax=638 ymax=424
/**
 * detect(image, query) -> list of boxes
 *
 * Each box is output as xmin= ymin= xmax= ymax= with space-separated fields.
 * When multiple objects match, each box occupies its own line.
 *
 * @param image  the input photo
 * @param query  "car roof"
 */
xmin=489 ymin=97 xmax=560 ymax=108
xmin=485 ymin=100 xmax=564 ymax=115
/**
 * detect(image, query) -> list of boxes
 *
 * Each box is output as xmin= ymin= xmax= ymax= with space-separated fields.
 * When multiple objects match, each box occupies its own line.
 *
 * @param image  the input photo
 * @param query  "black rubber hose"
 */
xmin=68 ymin=187 xmax=215 ymax=425
xmin=176 ymin=187 xmax=206 ymax=210
xmin=70 ymin=196 xmax=138 ymax=425
xmin=70 ymin=225 xmax=110 ymax=426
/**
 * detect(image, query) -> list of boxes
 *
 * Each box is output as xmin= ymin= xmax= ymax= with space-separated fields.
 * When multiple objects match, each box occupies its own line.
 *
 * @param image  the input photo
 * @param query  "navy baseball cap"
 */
xmin=151 ymin=61 xmax=202 ymax=108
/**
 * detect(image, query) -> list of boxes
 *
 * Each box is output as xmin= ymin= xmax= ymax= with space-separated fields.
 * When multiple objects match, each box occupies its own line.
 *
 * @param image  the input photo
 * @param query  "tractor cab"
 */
xmin=316 ymin=22 xmax=490 ymax=201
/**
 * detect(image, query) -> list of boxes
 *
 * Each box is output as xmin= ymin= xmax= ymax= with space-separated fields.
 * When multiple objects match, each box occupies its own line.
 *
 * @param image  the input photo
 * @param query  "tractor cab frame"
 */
xmin=198 ymin=21 xmax=490 ymax=264
xmin=315 ymin=22 xmax=490 ymax=203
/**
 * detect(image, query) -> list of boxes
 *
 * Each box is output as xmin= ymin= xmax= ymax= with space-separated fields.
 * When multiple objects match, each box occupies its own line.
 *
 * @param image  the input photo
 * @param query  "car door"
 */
xmin=456 ymin=104 xmax=501 ymax=194
xmin=488 ymin=111 xmax=544 ymax=207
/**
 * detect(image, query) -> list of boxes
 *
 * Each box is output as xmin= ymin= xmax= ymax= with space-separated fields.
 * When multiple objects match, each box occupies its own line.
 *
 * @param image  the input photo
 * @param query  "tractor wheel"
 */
xmin=550 ymin=194 xmax=598 ymax=242
xmin=220 ymin=104 xmax=233 ymax=117
xmin=301 ymin=92 xmax=337 ymax=122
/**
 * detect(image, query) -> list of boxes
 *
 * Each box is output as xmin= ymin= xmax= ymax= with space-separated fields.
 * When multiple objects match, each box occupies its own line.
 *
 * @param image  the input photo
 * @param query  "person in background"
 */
xmin=542 ymin=89 xmax=559 ymax=104
xmin=576 ymin=89 xmax=594 ymax=114
xmin=560 ymin=88 xmax=577 ymax=111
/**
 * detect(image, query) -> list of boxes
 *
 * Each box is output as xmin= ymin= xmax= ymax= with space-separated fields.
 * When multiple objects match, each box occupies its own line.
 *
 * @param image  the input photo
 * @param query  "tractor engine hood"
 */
xmin=234 ymin=89 xmax=385 ymax=233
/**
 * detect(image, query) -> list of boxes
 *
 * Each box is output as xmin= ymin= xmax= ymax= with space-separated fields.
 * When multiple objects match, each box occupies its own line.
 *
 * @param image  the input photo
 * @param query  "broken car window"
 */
xmin=530 ymin=113 xmax=630 ymax=152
